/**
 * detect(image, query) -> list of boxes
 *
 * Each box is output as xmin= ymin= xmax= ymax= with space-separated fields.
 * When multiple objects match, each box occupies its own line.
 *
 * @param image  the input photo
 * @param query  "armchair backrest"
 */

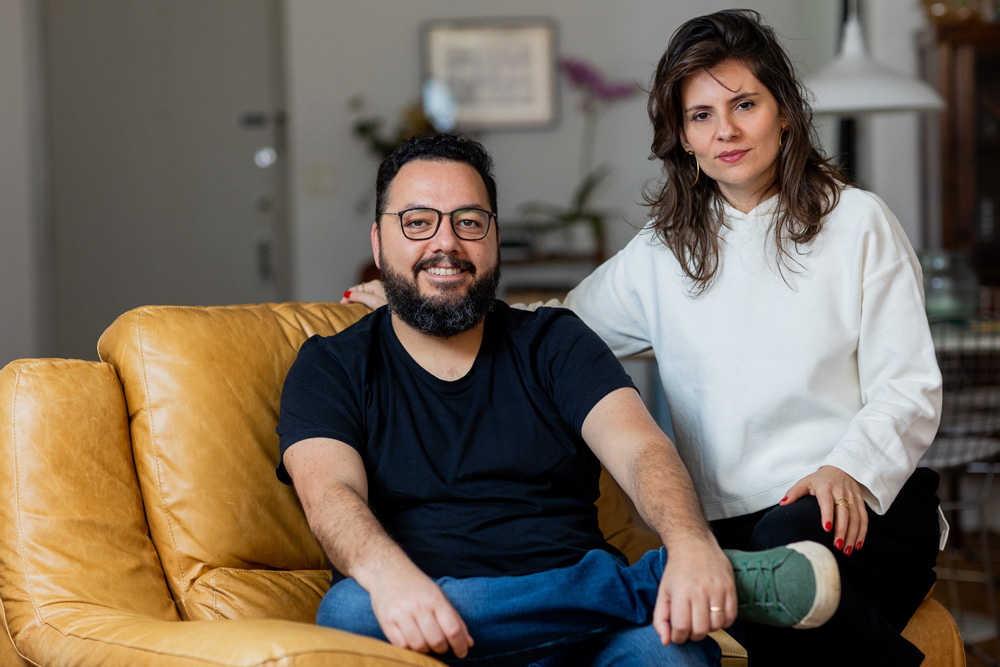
xmin=96 ymin=302 xmax=371 ymax=621
xmin=0 ymin=359 xmax=180 ymax=662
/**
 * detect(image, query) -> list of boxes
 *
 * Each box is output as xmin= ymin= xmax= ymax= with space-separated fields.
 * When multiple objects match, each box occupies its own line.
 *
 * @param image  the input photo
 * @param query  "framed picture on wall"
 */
xmin=421 ymin=18 xmax=558 ymax=131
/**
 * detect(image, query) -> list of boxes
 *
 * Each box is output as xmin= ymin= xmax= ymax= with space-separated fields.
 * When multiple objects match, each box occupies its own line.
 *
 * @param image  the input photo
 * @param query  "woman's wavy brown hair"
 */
xmin=644 ymin=9 xmax=847 ymax=292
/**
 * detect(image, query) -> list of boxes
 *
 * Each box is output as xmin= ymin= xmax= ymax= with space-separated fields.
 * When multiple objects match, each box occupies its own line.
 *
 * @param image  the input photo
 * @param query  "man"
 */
xmin=277 ymin=134 xmax=838 ymax=666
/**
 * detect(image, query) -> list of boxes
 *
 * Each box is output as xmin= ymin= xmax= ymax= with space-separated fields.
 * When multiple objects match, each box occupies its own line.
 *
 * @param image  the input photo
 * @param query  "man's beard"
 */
xmin=381 ymin=252 xmax=501 ymax=339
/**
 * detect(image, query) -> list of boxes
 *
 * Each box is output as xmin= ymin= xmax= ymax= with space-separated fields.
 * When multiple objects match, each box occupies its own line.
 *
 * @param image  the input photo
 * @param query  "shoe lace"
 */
xmin=734 ymin=556 xmax=781 ymax=607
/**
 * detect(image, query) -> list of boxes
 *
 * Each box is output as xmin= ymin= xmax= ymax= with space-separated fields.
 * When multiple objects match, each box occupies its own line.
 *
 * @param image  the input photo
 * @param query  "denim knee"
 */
xmin=542 ymin=624 xmax=721 ymax=667
xmin=316 ymin=577 xmax=385 ymax=639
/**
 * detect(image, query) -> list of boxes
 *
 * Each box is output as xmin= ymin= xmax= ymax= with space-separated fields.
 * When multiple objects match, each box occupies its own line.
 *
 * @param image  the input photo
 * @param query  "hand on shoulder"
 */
xmin=343 ymin=280 xmax=387 ymax=309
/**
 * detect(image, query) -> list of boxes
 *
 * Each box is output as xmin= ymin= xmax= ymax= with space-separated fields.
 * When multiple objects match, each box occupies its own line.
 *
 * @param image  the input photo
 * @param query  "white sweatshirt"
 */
xmin=564 ymin=188 xmax=942 ymax=521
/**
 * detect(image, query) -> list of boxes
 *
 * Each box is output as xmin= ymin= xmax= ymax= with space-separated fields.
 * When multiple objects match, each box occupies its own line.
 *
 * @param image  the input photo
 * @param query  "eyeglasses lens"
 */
xmin=400 ymin=208 xmax=491 ymax=240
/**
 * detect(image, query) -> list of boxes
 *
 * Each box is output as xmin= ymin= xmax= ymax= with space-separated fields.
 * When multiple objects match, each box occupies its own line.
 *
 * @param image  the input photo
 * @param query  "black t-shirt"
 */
xmin=277 ymin=301 xmax=636 ymax=578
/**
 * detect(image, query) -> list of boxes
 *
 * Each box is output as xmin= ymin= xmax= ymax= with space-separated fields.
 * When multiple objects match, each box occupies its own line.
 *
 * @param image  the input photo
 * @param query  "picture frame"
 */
xmin=421 ymin=18 xmax=558 ymax=131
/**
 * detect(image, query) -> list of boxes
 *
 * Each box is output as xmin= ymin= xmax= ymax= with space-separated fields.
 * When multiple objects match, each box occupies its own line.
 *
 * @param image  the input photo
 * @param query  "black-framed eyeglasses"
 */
xmin=382 ymin=207 xmax=495 ymax=241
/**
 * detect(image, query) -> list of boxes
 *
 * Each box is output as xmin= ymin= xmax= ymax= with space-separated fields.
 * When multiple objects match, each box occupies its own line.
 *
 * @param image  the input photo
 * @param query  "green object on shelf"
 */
xmin=920 ymin=249 xmax=979 ymax=318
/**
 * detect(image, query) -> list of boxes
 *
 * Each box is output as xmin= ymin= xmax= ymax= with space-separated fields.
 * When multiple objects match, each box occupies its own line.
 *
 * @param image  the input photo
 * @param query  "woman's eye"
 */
xmin=737 ymin=101 xmax=754 ymax=111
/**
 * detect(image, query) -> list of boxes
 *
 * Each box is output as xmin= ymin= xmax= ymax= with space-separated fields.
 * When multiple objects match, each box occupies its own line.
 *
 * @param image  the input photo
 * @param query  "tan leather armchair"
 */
xmin=0 ymin=302 xmax=964 ymax=666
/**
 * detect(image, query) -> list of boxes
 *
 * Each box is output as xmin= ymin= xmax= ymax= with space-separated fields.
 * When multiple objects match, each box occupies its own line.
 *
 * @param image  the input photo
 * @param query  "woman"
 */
xmin=345 ymin=10 xmax=943 ymax=665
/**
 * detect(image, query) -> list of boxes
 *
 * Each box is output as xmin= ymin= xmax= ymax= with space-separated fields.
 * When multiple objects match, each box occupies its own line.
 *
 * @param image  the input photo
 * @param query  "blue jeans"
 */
xmin=316 ymin=548 xmax=721 ymax=667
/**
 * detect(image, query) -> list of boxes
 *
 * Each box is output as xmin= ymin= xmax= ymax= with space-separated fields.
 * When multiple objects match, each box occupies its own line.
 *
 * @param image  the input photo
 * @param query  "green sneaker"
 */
xmin=725 ymin=540 xmax=840 ymax=629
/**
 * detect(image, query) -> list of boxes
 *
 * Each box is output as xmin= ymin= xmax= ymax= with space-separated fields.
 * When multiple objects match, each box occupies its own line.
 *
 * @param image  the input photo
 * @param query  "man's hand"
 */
xmin=368 ymin=568 xmax=474 ymax=658
xmin=652 ymin=535 xmax=736 ymax=646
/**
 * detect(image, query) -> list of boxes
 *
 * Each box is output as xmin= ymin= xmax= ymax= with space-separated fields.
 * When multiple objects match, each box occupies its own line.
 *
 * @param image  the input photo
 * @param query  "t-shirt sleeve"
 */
xmin=530 ymin=308 xmax=638 ymax=435
xmin=275 ymin=335 xmax=366 ymax=484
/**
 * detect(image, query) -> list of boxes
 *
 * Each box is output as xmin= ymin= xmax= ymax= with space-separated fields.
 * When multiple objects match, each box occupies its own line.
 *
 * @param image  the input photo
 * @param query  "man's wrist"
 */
xmin=658 ymin=525 xmax=719 ymax=553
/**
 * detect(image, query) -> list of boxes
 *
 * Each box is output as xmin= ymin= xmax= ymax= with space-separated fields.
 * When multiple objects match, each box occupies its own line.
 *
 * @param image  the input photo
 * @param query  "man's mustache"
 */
xmin=413 ymin=255 xmax=477 ymax=278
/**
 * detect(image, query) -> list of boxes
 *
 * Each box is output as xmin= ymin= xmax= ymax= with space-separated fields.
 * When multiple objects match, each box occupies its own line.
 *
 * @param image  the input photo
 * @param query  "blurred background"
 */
xmin=3 ymin=0 xmax=949 ymax=363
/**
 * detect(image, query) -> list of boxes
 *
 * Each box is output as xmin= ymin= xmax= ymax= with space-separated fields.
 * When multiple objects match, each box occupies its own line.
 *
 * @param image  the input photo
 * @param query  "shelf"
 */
xmin=920 ymin=23 xmax=1000 ymax=285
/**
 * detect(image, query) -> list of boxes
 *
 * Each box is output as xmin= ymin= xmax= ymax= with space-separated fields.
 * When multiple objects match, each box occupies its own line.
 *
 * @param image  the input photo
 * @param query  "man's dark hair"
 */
xmin=375 ymin=133 xmax=498 ymax=222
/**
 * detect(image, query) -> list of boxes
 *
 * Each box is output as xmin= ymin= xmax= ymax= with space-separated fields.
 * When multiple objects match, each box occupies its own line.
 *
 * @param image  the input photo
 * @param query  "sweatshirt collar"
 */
xmin=722 ymin=193 xmax=780 ymax=221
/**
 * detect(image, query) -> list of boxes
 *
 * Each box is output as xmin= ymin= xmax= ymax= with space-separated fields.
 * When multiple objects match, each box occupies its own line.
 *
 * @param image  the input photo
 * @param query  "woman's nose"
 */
xmin=717 ymin=116 xmax=740 ymax=140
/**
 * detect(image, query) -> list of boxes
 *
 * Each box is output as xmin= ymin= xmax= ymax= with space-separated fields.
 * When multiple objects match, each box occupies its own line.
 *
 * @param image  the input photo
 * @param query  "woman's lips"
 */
xmin=717 ymin=149 xmax=749 ymax=164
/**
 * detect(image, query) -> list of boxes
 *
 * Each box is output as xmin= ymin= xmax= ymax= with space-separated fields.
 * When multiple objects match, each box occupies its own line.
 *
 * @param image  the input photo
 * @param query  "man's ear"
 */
xmin=371 ymin=221 xmax=381 ymax=270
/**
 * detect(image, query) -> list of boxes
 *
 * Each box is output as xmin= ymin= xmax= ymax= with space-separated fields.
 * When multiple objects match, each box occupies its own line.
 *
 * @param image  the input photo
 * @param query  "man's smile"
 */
xmin=415 ymin=255 xmax=476 ymax=281
xmin=425 ymin=267 xmax=464 ymax=277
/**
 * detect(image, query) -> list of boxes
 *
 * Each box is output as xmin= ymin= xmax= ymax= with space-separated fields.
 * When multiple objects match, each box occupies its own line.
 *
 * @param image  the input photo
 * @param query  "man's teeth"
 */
xmin=426 ymin=267 xmax=462 ymax=276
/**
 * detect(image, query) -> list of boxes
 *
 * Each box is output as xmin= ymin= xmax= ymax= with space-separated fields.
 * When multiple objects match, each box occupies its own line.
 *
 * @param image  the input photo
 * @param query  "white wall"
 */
xmin=0 ymin=0 xmax=47 ymax=363
xmin=861 ymin=0 xmax=935 ymax=249
xmin=283 ymin=0 xmax=840 ymax=303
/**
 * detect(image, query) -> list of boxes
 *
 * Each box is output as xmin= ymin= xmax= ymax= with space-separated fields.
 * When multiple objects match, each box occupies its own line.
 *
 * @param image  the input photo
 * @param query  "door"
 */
xmin=44 ymin=0 xmax=289 ymax=359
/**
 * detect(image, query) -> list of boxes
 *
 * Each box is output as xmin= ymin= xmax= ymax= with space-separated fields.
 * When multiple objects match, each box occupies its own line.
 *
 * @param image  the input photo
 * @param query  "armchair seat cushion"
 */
xmin=186 ymin=568 xmax=332 ymax=622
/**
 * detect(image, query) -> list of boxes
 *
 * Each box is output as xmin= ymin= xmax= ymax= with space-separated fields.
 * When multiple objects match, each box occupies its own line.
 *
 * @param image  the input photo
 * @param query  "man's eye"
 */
xmin=402 ymin=212 xmax=436 ymax=229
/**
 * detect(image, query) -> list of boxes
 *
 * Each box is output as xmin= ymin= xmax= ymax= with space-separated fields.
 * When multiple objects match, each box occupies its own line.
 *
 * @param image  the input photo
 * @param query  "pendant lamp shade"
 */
xmin=805 ymin=8 xmax=945 ymax=114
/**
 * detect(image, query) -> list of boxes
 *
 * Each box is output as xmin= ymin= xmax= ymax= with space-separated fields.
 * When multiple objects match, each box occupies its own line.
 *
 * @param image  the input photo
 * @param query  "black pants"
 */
xmin=710 ymin=468 xmax=942 ymax=667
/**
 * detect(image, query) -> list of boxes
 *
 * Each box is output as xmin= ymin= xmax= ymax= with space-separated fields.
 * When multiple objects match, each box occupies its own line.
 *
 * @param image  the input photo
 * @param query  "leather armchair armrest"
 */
xmin=20 ymin=611 xmax=447 ymax=667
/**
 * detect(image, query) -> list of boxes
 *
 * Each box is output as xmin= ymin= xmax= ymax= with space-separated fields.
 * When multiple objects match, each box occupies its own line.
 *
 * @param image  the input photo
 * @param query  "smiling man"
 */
xmin=275 ymin=134 xmax=838 ymax=667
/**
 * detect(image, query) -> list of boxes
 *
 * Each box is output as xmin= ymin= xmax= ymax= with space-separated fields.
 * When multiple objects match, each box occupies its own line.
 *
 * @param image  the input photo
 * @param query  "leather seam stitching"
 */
xmin=10 ymin=366 xmax=42 ymax=630
xmin=135 ymin=309 xmax=189 ymax=604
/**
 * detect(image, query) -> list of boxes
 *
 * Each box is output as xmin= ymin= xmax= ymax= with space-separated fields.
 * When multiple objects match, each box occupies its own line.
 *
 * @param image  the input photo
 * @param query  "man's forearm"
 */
xmin=626 ymin=439 xmax=716 ymax=549
xmin=582 ymin=388 xmax=736 ymax=644
xmin=581 ymin=388 xmax=716 ymax=549
xmin=304 ymin=482 xmax=420 ymax=591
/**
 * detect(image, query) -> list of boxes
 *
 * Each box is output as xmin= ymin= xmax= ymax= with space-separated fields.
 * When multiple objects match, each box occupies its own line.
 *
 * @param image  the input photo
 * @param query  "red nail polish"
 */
xmin=344 ymin=290 xmax=351 ymax=299
xmin=856 ymin=541 xmax=863 ymax=550
xmin=824 ymin=522 xmax=832 ymax=532
xmin=835 ymin=538 xmax=843 ymax=550
xmin=780 ymin=497 xmax=788 ymax=504
xmin=845 ymin=546 xmax=853 ymax=556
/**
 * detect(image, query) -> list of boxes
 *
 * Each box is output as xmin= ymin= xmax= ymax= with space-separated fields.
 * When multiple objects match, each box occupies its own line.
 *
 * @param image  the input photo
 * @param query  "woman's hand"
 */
xmin=343 ymin=280 xmax=387 ymax=309
xmin=780 ymin=465 xmax=868 ymax=556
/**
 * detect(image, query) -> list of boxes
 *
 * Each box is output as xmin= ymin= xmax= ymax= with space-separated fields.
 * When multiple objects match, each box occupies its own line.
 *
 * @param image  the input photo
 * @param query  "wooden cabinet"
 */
xmin=920 ymin=25 xmax=1000 ymax=285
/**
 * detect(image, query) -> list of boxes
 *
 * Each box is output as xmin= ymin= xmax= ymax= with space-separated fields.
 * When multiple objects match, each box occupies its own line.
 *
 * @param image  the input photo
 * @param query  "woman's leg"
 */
xmin=711 ymin=468 xmax=941 ymax=667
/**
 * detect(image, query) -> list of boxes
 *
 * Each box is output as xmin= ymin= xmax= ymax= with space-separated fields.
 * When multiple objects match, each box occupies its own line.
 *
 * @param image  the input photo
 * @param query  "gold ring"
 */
xmin=835 ymin=497 xmax=852 ymax=510
xmin=710 ymin=606 xmax=723 ymax=613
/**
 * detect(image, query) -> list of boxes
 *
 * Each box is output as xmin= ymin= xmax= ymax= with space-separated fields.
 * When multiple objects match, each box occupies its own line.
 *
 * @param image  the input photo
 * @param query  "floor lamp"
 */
xmin=804 ymin=0 xmax=943 ymax=182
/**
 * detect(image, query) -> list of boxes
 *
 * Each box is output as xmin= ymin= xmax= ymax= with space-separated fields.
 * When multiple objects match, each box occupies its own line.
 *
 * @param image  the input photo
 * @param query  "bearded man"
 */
xmin=275 ymin=134 xmax=837 ymax=667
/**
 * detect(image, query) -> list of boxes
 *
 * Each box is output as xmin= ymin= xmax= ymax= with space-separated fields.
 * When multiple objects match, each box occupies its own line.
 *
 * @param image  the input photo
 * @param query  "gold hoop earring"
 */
xmin=779 ymin=129 xmax=789 ymax=148
xmin=688 ymin=151 xmax=700 ymax=187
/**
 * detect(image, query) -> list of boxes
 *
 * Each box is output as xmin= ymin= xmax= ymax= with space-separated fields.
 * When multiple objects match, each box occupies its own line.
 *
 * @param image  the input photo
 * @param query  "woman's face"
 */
xmin=679 ymin=59 xmax=788 ymax=213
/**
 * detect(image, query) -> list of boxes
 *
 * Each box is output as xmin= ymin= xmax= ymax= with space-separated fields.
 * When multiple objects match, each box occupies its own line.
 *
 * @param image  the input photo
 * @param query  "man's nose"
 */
xmin=430 ymin=213 xmax=461 ymax=251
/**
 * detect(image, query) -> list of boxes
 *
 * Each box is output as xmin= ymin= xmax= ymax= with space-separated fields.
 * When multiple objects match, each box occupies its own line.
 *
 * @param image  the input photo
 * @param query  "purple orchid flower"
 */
xmin=559 ymin=57 xmax=638 ymax=102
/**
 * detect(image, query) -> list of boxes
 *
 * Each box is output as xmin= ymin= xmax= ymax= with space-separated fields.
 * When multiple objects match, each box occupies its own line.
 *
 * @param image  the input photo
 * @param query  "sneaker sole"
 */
xmin=787 ymin=540 xmax=841 ymax=629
